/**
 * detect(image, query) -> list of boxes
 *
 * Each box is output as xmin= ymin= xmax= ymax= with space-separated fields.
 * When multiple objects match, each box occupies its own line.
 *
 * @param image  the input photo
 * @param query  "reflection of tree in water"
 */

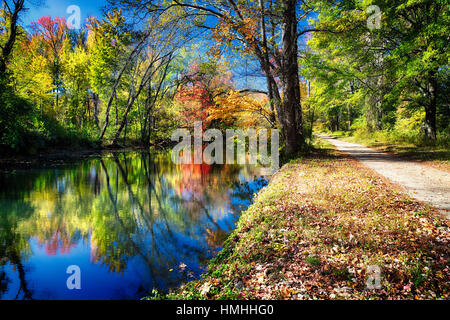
xmin=230 ymin=177 xmax=268 ymax=213
xmin=0 ymin=199 xmax=35 ymax=299
xmin=0 ymin=270 xmax=8 ymax=295
xmin=0 ymin=151 xmax=267 ymax=298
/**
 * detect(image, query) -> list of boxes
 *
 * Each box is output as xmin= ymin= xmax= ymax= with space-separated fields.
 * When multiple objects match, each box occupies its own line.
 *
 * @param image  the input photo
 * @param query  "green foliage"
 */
xmin=0 ymin=76 xmax=33 ymax=152
xmin=305 ymin=0 xmax=449 ymax=142
xmin=87 ymin=9 xmax=131 ymax=97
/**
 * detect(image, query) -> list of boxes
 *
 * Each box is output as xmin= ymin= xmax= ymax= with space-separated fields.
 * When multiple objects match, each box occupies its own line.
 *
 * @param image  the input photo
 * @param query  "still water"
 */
xmin=0 ymin=151 xmax=268 ymax=300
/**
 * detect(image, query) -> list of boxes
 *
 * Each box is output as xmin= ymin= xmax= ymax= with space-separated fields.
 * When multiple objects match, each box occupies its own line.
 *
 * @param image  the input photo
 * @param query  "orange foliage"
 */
xmin=210 ymin=89 xmax=273 ymax=128
xmin=175 ymin=60 xmax=233 ymax=129
xmin=209 ymin=9 xmax=260 ymax=59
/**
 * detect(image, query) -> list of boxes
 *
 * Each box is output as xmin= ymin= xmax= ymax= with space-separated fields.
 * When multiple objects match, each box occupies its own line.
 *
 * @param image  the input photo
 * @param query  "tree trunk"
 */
xmin=142 ymin=77 xmax=152 ymax=144
xmin=281 ymin=0 xmax=304 ymax=156
xmin=123 ymin=118 xmax=128 ymax=144
xmin=258 ymin=0 xmax=276 ymax=126
xmin=425 ymin=72 xmax=437 ymax=140
xmin=347 ymin=82 xmax=354 ymax=131
xmin=93 ymin=93 xmax=99 ymax=128
xmin=114 ymin=92 xmax=118 ymax=126
xmin=0 ymin=0 xmax=25 ymax=74
xmin=347 ymin=105 xmax=351 ymax=131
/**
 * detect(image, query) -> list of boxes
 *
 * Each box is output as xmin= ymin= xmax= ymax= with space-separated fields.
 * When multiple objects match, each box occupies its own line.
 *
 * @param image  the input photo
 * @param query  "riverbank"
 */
xmin=151 ymin=139 xmax=449 ymax=300
xmin=0 ymin=144 xmax=154 ymax=172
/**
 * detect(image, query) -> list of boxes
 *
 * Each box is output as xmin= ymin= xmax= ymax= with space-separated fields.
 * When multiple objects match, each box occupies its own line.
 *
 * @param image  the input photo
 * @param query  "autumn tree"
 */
xmin=175 ymin=59 xmax=232 ymax=129
xmin=211 ymin=89 xmax=273 ymax=128
xmin=0 ymin=0 xmax=25 ymax=73
xmin=31 ymin=16 xmax=68 ymax=109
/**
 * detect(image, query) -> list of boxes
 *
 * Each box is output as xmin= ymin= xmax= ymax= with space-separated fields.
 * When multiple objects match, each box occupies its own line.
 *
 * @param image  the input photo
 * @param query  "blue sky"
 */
xmin=22 ymin=0 xmax=105 ymax=28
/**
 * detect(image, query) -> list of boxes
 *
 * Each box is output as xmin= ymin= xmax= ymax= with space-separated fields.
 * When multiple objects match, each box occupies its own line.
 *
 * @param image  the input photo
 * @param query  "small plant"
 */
xmin=306 ymin=255 xmax=320 ymax=266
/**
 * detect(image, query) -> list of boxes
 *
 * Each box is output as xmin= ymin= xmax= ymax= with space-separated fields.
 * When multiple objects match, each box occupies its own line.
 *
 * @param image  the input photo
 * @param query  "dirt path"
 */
xmin=317 ymin=134 xmax=450 ymax=219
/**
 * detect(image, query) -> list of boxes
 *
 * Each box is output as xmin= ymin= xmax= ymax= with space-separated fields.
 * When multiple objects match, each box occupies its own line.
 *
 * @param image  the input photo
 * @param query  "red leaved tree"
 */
xmin=30 ymin=16 xmax=68 ymax=108
xmin=175 ymin=60 xmax=232 ymax=130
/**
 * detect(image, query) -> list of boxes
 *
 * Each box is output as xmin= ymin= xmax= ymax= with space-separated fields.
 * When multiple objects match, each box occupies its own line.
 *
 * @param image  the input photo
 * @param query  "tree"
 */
xmin=0 ymin=1 xmax=33 ymax=151
xmin=0 ymin=0 xmax=25 ymax=73
xmin=61 ymin=34 xmax=91 ymax=126
xmin=30 ymin=16 xmax=68 ymax=109
xmin=87 ymin=9 xmax=132 ymax=132
xmin=175 ymin=59 xmax=232 ymax=129
xmin=210 ymin=89 xmax=273 ymax=128
xmin=280 ymin=0 xmax=303 ymax=154
xmin=205 ymin=0 xmax=307 ymax=154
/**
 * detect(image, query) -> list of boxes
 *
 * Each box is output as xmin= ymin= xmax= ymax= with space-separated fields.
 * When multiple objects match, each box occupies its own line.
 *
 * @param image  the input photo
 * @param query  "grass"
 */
xmin=146 ymin=139 xmax=449 ymax=300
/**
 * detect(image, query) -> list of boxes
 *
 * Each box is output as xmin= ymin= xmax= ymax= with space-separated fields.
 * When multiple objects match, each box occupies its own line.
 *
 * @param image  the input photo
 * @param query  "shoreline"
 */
xmin=0 ymin=144 xmax=156 ymax=172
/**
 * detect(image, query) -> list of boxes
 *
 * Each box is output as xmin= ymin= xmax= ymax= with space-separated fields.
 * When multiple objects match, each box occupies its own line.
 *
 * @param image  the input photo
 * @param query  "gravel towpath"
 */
xmin=318 ymin=134 xmax=450 ymax=219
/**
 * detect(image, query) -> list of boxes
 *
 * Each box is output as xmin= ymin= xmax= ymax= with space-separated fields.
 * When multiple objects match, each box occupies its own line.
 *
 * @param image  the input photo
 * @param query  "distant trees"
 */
xmin=31 ymin=16 xmax=68 ymax=109
xmin=175 ymin=60 xmax=233 ymax=129
xmin=304 ymin=0 xmax=449 ymax=142
xmin=0 ymin=4 xmax=202 ymax=152
xmin=94 ymin=6 xmax=199 ymax=145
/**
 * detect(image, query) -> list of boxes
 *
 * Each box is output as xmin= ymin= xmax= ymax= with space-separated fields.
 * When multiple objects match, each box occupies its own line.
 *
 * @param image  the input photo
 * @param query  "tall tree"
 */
xmin=30 ymin=16 xmax=68 ymax=109
xmin=0 ymin=0 xmax=25 ymax=73
xmin=281 ymin=0 xmax=303 ymax=154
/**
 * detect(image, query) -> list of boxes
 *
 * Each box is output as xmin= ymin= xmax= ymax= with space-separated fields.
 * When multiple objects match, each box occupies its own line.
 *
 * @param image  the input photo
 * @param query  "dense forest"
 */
xmin=0 ymin=0 xmax=448 ymax=156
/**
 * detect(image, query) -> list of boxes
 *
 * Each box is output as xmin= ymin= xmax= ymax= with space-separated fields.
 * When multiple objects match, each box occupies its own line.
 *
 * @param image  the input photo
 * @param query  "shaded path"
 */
xmin=317 ymin=134 xmax=450 ymax=219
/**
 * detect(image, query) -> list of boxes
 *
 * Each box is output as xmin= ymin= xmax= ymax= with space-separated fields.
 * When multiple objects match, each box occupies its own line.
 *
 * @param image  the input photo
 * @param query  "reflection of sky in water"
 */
xmin=0 ymin=152 xmax=267 ymax=300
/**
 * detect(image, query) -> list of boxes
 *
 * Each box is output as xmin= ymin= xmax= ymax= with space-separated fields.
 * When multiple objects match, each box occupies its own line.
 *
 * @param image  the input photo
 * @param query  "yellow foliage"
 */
xmin=210 ymin=89 xmax=273 ymax=128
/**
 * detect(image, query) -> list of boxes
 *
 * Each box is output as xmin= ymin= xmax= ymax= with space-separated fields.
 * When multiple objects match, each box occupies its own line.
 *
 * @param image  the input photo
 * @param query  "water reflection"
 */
xmin=0 ymin=151 xmax=267 ymax=300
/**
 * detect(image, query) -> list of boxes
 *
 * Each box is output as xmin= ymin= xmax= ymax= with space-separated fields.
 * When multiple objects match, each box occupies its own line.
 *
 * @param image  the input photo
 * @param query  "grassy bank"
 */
xmin=150 ymin=139 xmax=449 ymax=300
xmin=324 ymin=130 xmax=450 ymax=172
